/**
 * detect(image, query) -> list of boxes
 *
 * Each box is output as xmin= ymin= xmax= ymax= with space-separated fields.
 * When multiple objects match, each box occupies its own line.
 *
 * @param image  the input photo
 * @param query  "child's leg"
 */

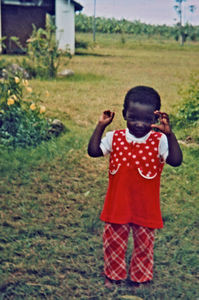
xmin=103 ymin=223 xmax=130 ymax=281
xmin=129 ymin=224 xmax=155 ymax=283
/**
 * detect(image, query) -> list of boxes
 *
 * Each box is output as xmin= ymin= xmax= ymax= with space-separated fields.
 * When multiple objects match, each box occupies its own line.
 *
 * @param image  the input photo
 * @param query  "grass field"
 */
xmin=0 ymin=34 xmax=199 ymax=299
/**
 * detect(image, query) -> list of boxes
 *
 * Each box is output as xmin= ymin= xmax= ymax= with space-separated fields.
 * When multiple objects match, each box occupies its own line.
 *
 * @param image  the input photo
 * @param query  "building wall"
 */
xmin=55 ymin=0 xmax=75 ymax=54
xmin=1 ymin=5 xmax=47 ymax=52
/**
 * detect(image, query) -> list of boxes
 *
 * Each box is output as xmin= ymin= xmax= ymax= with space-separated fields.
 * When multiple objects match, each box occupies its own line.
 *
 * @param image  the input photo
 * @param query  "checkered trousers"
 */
xmin=103 ymin=223 xmax=155 ymax=282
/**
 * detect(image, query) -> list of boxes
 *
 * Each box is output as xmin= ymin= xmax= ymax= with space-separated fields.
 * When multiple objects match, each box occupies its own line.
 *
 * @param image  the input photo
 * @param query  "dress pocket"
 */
xmin=138 ymin=168 xmax=157 ymax=180
xmin=109 ymin=164 xmax=121 ymax=175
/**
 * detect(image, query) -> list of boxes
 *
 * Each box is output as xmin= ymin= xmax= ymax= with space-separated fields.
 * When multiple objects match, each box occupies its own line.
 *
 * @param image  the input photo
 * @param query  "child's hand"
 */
xmin=99 ymin=110 xmax=115 ymax=127
xmin=151 ymin=111 xmax=171 ymax=135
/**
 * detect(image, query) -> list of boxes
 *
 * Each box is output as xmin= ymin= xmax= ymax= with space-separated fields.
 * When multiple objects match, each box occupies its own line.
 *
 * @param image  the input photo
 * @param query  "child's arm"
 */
xmin=151 ymin=111 xmax=183 ymax=167
xmin=88 ymin=110 xmax=115 ymax=157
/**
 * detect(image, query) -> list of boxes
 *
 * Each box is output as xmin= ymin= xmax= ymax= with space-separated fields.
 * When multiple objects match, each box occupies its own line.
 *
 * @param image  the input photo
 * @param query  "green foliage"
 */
xmin=24 ymin=17 xmax=71 ymax=79
xmin=1 ymin=17 xmax=72 ymax=79
xmin=75 ymin=14 xmax=199 ymax=42
xmin=0 ymin=36 xmax=7 ymax=50
xmin=0 ymin=75 xmax=50 ymax=148
xmin=0 ymin=58 xmax=11 ymax=77
xmin=9 ymin=36 xmax=26 ymax=53
xmin=174 ymin=76 xmax=199 ymax=127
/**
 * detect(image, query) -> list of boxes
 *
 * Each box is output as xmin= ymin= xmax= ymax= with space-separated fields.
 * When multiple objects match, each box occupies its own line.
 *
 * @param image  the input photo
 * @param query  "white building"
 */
xmin=56 ymin=0 xmax=83 ymax=54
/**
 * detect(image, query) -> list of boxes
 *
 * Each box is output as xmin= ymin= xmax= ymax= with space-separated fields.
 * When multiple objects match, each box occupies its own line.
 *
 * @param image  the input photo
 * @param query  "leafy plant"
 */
xmin=0 ymin=75 xmax=50 ymax=148
xmin=9 ymin=36 xmax=26 ymax=53
xmin=173 ymin=75 xmax=199 ymax=127
xmin=0 ymin=36 xmax=7 ymax=51
xmin=22 ymin=16 xmax=71 ymax=79
xmin=0 ymin=58 xmax=11 ymax=77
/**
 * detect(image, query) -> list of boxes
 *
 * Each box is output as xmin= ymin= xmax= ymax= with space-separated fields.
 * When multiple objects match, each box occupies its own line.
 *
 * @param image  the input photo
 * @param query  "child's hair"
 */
xmin=123 ymin=86 xmax=161 ymax=115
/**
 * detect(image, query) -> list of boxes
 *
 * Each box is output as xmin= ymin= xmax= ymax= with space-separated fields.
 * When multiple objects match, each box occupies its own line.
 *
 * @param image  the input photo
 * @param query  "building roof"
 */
xmin=71 ymin=0 xmax=83 ymax=12
xmin=2 ymin=0 xmax=83 ymax=11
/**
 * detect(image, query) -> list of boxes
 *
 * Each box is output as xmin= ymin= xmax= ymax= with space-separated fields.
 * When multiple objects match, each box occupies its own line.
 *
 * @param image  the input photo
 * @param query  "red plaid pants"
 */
xmin=103 ymin=223 xmax=155 ymax=282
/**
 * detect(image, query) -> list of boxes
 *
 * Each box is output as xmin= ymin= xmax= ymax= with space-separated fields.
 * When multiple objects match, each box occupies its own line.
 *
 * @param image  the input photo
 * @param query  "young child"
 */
xmin=88 ymin=86 xmax=182 ymax=288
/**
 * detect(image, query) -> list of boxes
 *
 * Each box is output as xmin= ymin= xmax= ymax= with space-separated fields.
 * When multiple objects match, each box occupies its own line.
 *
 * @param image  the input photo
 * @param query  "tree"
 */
xmin=174 ymin=0 xmax=187 ymax=45
xmin=174 ymin=0 xmax=197 ymax=45
xmin=174 ymin=0 xmax=185 ymax=27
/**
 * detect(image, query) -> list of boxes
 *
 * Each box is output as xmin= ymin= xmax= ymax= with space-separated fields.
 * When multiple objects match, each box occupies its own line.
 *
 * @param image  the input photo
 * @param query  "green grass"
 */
xmin=76 ymin=32 xmax=199 ymax=51
xmin=1 ymin=34 xmax=199 ymax=299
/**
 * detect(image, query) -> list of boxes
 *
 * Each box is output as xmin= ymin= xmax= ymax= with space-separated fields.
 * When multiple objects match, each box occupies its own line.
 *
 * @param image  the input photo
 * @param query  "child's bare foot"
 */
xmin=105 ymin=278 xmax=113 ymax=289
xmin=104 ymin=277 xmax=122 ymax=289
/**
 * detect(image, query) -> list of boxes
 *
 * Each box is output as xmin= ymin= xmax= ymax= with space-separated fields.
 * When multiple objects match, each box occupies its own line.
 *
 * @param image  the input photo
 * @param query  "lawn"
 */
xmin=0 ymin=34 xmax=199 ymax=299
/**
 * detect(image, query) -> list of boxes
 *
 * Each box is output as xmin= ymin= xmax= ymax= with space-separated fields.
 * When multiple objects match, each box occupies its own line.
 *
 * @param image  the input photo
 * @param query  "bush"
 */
xmin=25 ymin=17 xmax=72 ymax=79
xmin=7 ymin=17 xmax=72 ymax=79
xmin=0 ymin=75 xmax=50 ymax=148
xmin=173 ymin=76 xmax=199 ymax=128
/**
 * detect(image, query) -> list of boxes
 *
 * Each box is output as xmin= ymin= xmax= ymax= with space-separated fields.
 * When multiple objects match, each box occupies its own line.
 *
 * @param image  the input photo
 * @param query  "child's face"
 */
xmin=123 ymin=102 xmax=156 ymax=138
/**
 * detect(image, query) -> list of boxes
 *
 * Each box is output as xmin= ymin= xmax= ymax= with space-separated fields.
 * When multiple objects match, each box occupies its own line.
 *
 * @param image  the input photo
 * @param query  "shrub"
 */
xmin=0 ymin=75 xmax=50 ymax=148
xmin=25 ymin=17 xmax=72 ymax=79
xmin=174 ymin=76 xmax=199 ymax=128
xmin=6 ymin=17 xmax=72 ymax=79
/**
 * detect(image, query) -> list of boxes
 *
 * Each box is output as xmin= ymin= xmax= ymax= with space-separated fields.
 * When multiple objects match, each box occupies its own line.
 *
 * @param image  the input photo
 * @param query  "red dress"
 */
xmin=100 ymin=129 xmax=165 ymax=228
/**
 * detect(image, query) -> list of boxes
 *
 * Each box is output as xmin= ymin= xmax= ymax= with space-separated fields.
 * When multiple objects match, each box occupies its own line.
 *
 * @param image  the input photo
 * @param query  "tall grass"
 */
xmin=0 ymin=35 xmax=199 ymax=299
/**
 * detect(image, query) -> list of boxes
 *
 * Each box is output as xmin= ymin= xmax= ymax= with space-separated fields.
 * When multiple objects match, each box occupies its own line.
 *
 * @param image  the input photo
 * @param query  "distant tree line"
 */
xmin=75 ymin=14 xmax=199 ymax=42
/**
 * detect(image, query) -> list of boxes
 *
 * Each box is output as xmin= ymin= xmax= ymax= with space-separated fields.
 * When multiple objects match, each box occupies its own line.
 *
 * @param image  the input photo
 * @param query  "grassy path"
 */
xmin=1 ymin=38 xmax=199 ymax=299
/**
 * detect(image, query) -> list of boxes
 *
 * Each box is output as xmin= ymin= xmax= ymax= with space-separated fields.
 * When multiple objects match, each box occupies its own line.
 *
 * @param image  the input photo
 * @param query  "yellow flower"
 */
xmin=45 ymin=90 xmax=50 ymax=97
xmin=22 ymin=79 xmax=29 ymax=86
xmin=39 ymin=105 xmax=46 ymax=114
xmin=7 ymin=98 xmax=15 ymax=106
xmin=15 ymin=76 xmax=20 ymax=84
xmin=26 ymin=87 xmax=33 ymax=93
xmin=11 ymin=95 xmax=18 ymax=101
xmin=30 ymin=103 xmax=36 ymax=111
xmin=7 ymin=90 xmax=11 ymax=95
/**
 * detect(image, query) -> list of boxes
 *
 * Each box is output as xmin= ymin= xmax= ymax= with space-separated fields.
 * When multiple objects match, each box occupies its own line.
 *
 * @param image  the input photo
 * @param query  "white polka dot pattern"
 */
xmin=109 ymin=129 xmax=164 ymax=178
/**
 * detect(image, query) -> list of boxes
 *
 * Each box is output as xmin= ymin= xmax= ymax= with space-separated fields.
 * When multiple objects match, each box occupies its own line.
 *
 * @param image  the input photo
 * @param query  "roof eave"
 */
xmin=2 ymin=1 xmax=50 ymax=7
xmin=72 ymin=0 xmax=83 ymax=12
xmin=2 ymin=0 xmax=83 ymax=11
